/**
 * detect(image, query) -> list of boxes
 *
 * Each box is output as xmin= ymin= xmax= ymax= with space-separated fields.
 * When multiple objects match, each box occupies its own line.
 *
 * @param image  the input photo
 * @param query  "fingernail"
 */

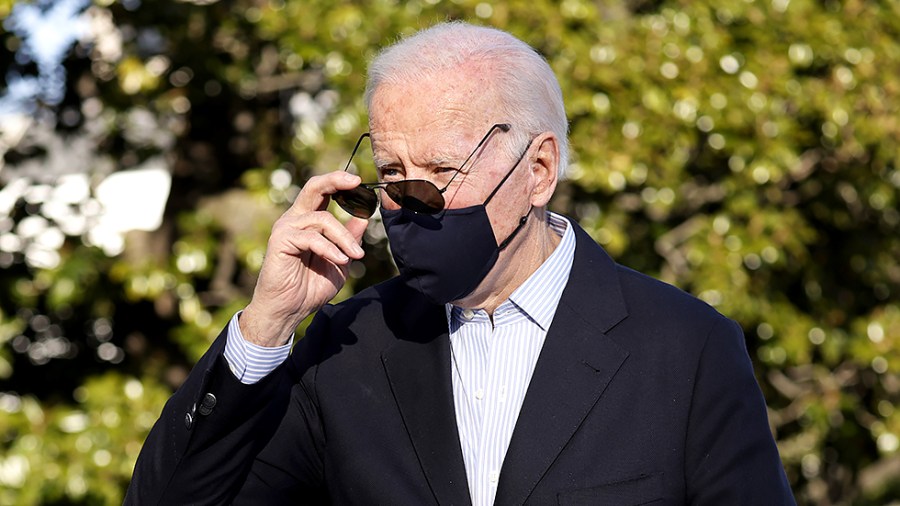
xmin=352 ymin=244 xmax=364 ymax=256
xmin=343 ymin=172 xmax=358 ymax=182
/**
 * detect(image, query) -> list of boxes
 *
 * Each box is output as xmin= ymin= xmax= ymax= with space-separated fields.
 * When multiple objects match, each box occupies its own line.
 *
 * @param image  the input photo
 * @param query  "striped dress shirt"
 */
xmin=448 ymin=211 xmax=574 ymax=506
xmin=224 ymin=212 xmax=575 ymax=506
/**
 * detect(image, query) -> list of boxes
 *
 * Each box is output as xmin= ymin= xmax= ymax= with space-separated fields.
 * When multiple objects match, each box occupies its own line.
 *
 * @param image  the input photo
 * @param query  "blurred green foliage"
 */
xmin=0 ymin=0 xmax=898 ymax=504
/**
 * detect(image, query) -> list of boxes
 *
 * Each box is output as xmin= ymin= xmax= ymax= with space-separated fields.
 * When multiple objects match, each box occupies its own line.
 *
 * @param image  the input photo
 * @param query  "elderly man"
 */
xmin=127 ymin=22 xmax=795 ymax=505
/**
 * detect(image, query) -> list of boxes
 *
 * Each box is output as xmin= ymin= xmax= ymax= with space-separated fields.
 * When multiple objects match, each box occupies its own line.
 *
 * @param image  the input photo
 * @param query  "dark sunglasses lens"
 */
xmin=333 ymin=187 xmax=377 ymax=218
xmin=385 ymin=181 xmax=444 ymax=214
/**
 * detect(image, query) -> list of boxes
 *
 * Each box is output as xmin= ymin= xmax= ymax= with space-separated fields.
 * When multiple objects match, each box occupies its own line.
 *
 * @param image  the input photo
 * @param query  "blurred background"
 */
xmin=0 ymin=0 xmax=898 ymax=504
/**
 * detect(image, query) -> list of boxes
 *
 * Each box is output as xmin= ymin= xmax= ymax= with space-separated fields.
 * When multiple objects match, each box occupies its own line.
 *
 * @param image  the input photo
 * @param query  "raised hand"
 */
xmin=239 ymin=171 xmax=368 ymax=347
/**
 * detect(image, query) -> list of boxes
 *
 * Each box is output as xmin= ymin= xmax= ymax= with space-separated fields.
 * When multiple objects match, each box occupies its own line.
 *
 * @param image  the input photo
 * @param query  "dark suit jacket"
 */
xmin=126 ymin=219 xmax=795 ymax=505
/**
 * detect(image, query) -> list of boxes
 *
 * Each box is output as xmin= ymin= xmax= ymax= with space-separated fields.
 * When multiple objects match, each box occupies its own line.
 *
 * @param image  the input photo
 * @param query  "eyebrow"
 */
xmin=373 ymin=151 xmax=467 ymax=170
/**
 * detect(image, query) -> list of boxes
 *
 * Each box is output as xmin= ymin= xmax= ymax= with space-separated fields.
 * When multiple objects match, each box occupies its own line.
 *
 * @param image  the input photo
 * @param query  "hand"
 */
xmin=239 ymin=171 xmax=368 ymax=347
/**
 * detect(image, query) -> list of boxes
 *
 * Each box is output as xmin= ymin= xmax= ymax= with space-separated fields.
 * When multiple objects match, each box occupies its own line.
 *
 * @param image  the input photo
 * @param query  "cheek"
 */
xmin=487 ymin=197 xmax=527 ymax=241
xmin=441 ymin=176 xmax=484 ymax=210
xmin=490 ymin=208 xmax=518 ymax=243
xmin=379 ymin=192 xmax=402 ymax=210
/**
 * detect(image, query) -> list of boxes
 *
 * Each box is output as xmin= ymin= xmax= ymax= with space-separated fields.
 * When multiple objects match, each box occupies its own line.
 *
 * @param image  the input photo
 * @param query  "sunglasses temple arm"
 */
xmin=343 ymin=133 xmax=372 ymax=172
xmin=441 ymin=123 xmax=511 ymax=191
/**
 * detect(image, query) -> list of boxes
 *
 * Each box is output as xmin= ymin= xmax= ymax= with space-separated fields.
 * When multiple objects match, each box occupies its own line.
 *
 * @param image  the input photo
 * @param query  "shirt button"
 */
xmin=475 ymin=388 xmax=485 ymax=400
xmin=184 ymin=412 xmax=194 ymax=430
xmin=489 ymin=470 xmax=499 ymax=483
xmin=461 ymin=309 xmax=476 ymax=321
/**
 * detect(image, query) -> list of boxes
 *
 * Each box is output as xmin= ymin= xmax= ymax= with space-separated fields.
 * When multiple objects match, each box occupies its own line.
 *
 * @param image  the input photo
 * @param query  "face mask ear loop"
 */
xmin=482 ymin=138 xmax=534 ymax=207
xmin=498 ymin=210 xmax=531 ymax=251
xmin=489 ymin=139 xmax=536 ymax=251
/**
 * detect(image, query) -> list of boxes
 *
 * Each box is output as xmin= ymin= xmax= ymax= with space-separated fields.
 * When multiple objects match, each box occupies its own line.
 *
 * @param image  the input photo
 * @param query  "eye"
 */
xmin=378 ymin=167 xmax=403 ymax=181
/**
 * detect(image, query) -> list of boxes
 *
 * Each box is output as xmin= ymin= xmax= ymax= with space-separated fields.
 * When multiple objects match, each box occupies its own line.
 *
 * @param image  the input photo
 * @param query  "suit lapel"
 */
xmin=381 ymin=303 xmax=472 ymax=506
xmin=495 ymin=222 xmax=630 ymax=506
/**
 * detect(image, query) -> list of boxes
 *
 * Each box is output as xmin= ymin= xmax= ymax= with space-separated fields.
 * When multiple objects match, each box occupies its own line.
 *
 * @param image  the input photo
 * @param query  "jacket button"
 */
xmin=184 ymin=412 xmax=194 ymax=430
xmin=198 ymin=393 xmax=217 ymax=416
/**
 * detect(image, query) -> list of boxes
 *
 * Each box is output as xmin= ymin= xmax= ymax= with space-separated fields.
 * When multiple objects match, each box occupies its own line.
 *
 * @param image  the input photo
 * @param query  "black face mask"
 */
xmin=381 ymin=142 xmax=532 ymax=305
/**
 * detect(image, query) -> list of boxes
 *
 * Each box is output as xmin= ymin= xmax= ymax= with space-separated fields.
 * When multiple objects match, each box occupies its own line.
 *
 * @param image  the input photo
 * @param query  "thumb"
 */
xmin=346 ymin=217 xmax=368 ymax=248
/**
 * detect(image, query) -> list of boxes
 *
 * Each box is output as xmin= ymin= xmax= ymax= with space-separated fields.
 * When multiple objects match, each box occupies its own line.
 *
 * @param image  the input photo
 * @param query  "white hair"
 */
xmin=364 ymin=22 xmax=570 ymax=176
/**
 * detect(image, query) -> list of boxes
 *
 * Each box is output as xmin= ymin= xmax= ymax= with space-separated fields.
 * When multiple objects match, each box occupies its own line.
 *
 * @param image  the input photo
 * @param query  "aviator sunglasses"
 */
xmin=333 ymin=123 xmax=511 ymax=218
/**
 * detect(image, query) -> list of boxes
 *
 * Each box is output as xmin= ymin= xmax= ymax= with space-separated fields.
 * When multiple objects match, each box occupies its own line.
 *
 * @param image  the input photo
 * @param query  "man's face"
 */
xmin=367 ymin=65 xmax=532 ymax=244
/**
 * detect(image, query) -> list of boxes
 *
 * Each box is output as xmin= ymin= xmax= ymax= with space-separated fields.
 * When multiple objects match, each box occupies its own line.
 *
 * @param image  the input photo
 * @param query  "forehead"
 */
xmin=367 ymin=66 xmax=502 ymax=150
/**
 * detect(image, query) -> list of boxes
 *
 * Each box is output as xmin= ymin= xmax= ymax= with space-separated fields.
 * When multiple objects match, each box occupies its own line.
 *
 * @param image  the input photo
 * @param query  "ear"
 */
xmin=528 ymin=132 xmax=560 ymax=208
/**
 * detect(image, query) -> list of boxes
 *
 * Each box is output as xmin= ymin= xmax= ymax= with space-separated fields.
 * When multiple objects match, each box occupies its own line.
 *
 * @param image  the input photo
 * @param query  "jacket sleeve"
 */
xmin=230 ymin=311 xmax=333 ymax=504
xmin=684 ymin=317 xmax=796 ymax=505
xmin=124 ymin=327 xmax=297 ymax=505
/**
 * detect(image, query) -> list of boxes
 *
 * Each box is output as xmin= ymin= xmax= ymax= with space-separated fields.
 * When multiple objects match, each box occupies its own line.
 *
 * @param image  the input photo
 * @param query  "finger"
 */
xmin=274 ymin=211 xmax=364 ymax=261
xmin=300 ymin=211 xmax=365 ymax=259
xmin=279 ymin=229 xmax=353 ymax=265
xmin=291 ymin=171 xmax=361 ymax=214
